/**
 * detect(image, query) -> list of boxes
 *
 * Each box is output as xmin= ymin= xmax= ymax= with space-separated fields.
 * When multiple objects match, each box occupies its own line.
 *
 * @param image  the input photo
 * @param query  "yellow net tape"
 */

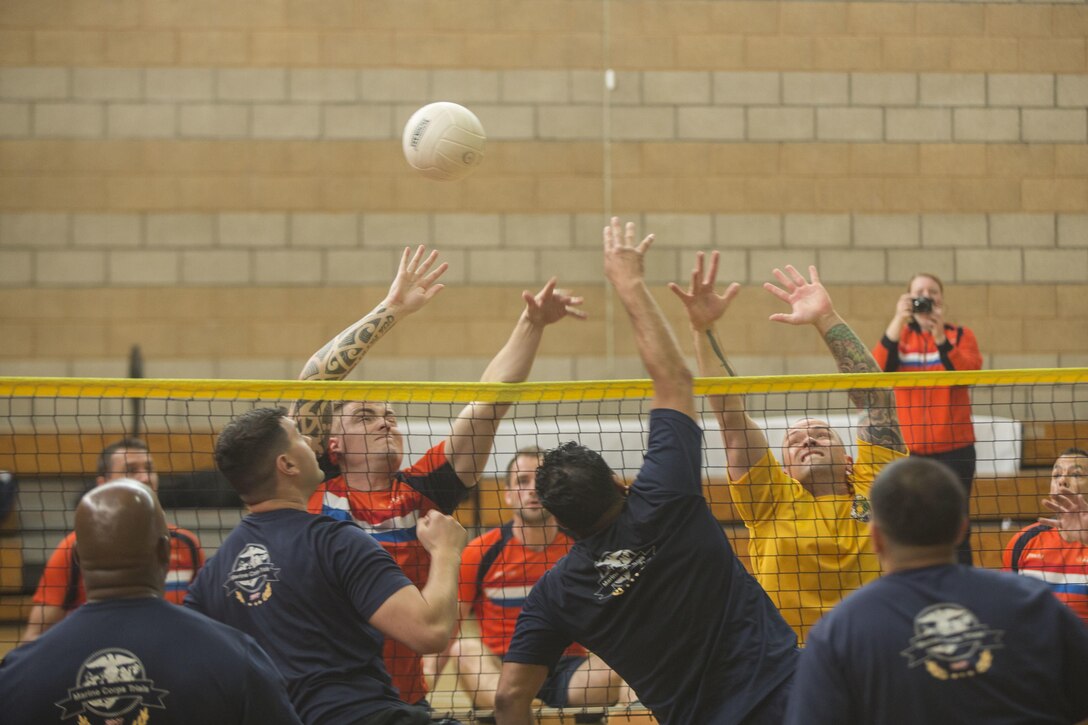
xmin=2 ymin=368 xmax=1087 ymax=404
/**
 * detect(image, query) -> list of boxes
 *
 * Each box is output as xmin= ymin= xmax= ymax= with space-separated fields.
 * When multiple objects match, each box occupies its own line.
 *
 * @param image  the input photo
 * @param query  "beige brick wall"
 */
xmin=0 ymin=0 xmax=1085 ymax=380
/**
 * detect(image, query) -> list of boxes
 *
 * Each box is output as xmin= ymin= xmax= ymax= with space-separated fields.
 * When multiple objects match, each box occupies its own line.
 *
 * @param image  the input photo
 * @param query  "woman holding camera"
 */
xmin=872 ymin=273 xmax=982 ymax=565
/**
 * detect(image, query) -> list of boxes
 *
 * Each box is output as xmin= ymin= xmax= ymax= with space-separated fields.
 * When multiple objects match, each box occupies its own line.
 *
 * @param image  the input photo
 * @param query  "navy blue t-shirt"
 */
xmin=185 ymin=508 xmax=414 ymax=724
xmin=505 ymin=408 xmax=799 ymax=725
xmin=785 ymin=564 xmax=1088 ymax=725
xmin=0 ymin=597 xmax=300 ymax=725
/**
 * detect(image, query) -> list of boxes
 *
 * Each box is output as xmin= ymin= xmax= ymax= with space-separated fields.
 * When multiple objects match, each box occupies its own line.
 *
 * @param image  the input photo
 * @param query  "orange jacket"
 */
xmin=872 ymin=323 xmax=982 ymax=455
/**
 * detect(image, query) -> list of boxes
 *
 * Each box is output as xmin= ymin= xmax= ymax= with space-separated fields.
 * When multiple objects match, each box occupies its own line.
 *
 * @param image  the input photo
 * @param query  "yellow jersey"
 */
xmin=730 ymin=441 xmax=905 ymax=643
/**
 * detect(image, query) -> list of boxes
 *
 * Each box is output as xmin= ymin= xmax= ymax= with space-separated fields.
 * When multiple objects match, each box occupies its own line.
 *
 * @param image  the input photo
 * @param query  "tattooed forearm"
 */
xmin=858 ymin=405 xmax=907 ymax=452
xmin=823 ymin=323 xmax=879 ymax=375
xmin=294 ymin=306 xmax=395 ymax=446
xmin=706 ymin=329 xmax=737 ymax=377
xmin=823 ymin=323 xmax=906 ymax=451
xmin=292 ymin=399 xmax=331 ymax=441
xmin=300 ymin=309 xmax=395 ymax=383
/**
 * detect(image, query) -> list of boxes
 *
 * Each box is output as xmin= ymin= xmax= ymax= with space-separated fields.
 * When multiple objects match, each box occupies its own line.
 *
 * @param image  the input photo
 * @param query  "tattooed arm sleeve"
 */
xmin=292 ymin=304 xmax=398 ymax=442
xmin=821 ymin=321 xmax=907 ymax=453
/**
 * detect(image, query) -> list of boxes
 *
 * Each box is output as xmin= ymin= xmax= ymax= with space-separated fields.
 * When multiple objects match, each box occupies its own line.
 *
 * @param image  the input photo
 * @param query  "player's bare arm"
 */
xmin=495 ymin=662 xmax=550 ymax=725
xmin=445 ymin=277 xmax=585 ymax=487
xmin=765 ymin=265 xmax=905 ymax=454
xmin=370 ymin=511 xmax=467 ymax=653
xmin=293 ymin=245 xmax=448 ymax=442
xmin=822 ymin=323 xmax=906 ymax=453
xmin=605 ymin=217 xmax=694 ymax=419
xmin=670 ymin=251 xmax=768 ymax=477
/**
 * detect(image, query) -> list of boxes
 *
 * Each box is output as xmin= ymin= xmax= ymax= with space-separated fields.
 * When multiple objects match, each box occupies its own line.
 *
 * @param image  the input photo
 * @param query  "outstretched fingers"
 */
xmin=763 ymin=280 xmax=792 ymax=304
xmin=538 ymin=276 xmax=559 ymax=301
xmin=720 ymin=281 xmax=742 ymax=306
xmin=701 ymin=250 xmax=720 ymax=288
xmin=421 ymin=262 xmax=449 ymax=289
xmin=562 ymin=295 xmax=588 ymax=320
xmin=603 ymin=216 xmax=623 ymax=250
xmin=414 ymin=248 xmax=440 ymax=278
xmin=405 ymin=244 xmax=428 ymax=274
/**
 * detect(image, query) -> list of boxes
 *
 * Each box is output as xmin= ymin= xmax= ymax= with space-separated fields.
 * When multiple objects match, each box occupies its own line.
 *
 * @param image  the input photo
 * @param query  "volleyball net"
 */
xmin=1 ymin=370 xmax=1085 ymax=719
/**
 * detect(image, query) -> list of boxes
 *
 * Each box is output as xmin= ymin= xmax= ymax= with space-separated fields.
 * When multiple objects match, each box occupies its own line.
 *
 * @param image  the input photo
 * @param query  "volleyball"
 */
xmin=402 ymin=102 xmax=486 ymax=181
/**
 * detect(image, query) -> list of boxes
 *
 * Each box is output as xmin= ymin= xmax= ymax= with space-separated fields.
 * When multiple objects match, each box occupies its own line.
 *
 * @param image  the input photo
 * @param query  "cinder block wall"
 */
xmin=1 ymin=0 xmax=1086 ymax=381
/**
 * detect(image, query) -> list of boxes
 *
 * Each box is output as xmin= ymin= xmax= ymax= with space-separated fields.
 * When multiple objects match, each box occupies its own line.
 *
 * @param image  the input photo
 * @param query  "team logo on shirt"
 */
xmin=54 ymin=648 xmax=169 ymax=723
xmin=900 ymin=603 xmax=1005 ymax=680
xmin=850 ymin=494 xmax=871 ymax=522
xmin=224 ymin=543 xmax=280 ymax=607
xmin=593 ymin=547 xmax=655 ymax=601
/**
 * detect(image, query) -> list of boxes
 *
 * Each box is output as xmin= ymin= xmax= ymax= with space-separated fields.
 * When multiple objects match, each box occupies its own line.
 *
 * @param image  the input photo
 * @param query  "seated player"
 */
xmin=451 ymin=447 xmax=626 ymax=713
xmin=1 ymin=479 xmax=300 ymax=725
xmin=1003 ymin=447 xmax=1088 ymax=625
xmin=785 ymin=457 xmax=1088 ymax=724
xmin=494 ymin=219 xmax=799 ymax=725
xmin=295 ymin=245 xmax=584 ymax=705
xmin=186 ymin=407 xmax=467 ymax=725
xmin=670 ymin=254 xmax=907 ymax=641
xmin=22 ymin=438 xmax=203 ymax=643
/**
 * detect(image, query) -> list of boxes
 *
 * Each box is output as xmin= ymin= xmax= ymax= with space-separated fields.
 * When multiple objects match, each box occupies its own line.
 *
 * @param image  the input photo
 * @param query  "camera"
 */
xmin=911 ymin=297 xmax=934 ymax=314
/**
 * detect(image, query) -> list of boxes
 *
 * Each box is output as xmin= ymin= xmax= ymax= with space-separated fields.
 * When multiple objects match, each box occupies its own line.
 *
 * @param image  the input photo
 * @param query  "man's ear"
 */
xmin=870 ymin=521 xmax=885 ymax=557
xmin=953 ymin=516 xmax=969 ymax=546
xmin=326 ymin=436 xmax=341 ymax=465
xmin=157 ymin=535 xmax=171 ymax=570
xmin=843 ymin=454 xmax=855 ymax=480
xmin=276 ymin=452 xmax=297 ymax=477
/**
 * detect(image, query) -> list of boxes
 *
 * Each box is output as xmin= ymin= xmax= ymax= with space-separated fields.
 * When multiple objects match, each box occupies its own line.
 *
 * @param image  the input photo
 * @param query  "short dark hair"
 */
xmin=1058 ymin=447 xmax=1088 ymax=460
xmin=214 ymin=407 xmax=290 ymax=500
xmin=505 ymin=446 xmax=544 ymax=487
xmin=871 ymin=457 xmax=966 ymax=547
xmin=535 ymin=442 xmax=621 ymax=539
xmin=97 ymin=438 xmax=150 ymax=478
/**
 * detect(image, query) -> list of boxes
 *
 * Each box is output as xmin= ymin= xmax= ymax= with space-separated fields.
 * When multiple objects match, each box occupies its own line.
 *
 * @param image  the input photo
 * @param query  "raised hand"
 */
xmin=603 ymin=216 xmax=654 ymax=289
xmin=1040 ymin=492 xmax=1088 ymax=545
xmin=891 ymin=293 xmax=914 ymax=327
xmin=764 ymin=265 xmax=836 ymax=327
xmin=384 ymin=245 xmax=449 ymax=316
xmin=668 ymin=250 xmax=741 ymax=330
xmin=522 ymin=277 xmax=587 ymax=327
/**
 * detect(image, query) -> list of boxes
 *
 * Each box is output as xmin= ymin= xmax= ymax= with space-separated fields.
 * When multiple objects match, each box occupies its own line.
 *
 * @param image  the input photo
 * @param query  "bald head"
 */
xmin=75 ymin=479 xmax=170 ymax=601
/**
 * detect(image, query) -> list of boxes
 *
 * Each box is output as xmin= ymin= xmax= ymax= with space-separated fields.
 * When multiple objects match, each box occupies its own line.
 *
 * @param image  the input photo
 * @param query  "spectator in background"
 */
xmin=873 ymin=273 xmax=982 ymax=565
xmin=295 ymin=245 xmax=584 ymax=706
xmin=0 ymin=479 xmax=300 ymax=725
xmin=674 ymin=254 xmax=906 ymax=642
xmin=449 ymin=446 xmax=627 ymax=713
xmin=186 ymin=407 xmax=467 ymax=725
xmin=785 ymin=456 xmax=1088 ymax=725
xmin=1004 ymin=447 xmax=1088 ymax=625
xmin=21 ymin=438 xmax=204 ymax=643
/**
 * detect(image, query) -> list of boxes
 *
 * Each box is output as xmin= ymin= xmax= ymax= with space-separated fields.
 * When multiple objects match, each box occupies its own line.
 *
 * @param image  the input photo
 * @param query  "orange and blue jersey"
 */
xmin=1004 ymin=523 xmax=1088 ymax=626
xmin=460 ymin=523 xmax=584 ymax=658
xmin=306 ymin=441 xmax=468 ymax=585
xmin=32 ymin=524 xmax=203 ymax=610
xmin=306 ymin=441 xmax=469 ymax=704
xmin=873 ymin=323 xmax=982 ymax=455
